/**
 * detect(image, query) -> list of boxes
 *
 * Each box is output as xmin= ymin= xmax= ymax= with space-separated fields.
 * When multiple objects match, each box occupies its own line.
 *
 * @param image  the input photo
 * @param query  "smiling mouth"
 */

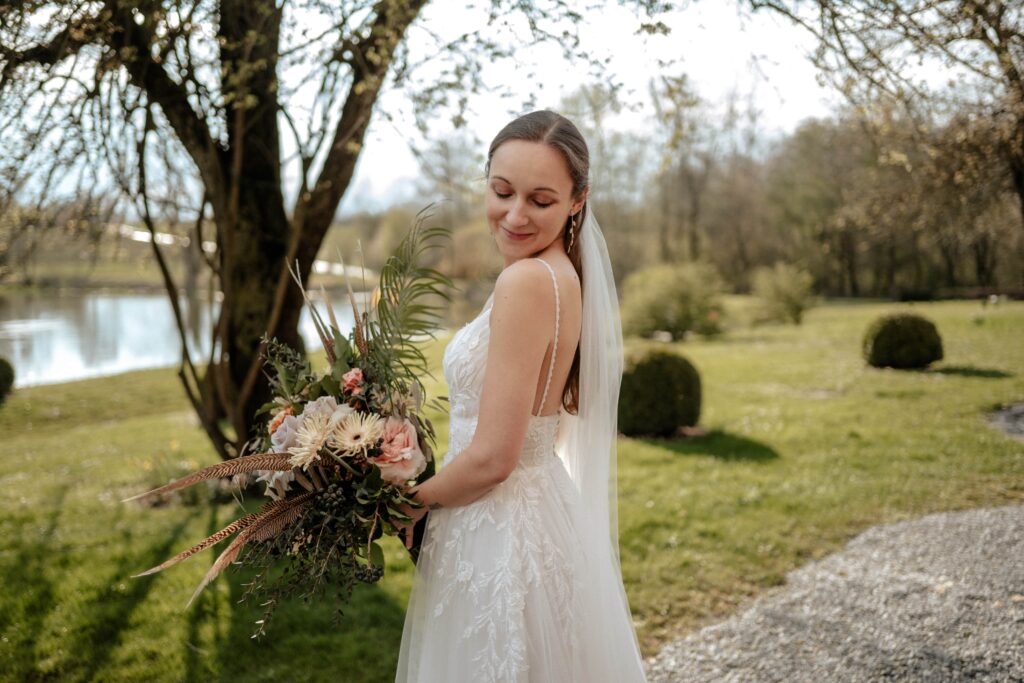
xmin=503 ymin=227 xmax=531 ymax=239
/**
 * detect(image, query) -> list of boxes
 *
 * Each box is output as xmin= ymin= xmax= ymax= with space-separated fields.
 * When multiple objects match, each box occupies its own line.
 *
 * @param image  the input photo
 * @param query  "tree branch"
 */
xmin=0 ymin=13 xmax=97 ymax=89
xmin=102 ymin=0 xmax=228 ymax=209
xmin=137 ymin=104 xmax=232 ymax=458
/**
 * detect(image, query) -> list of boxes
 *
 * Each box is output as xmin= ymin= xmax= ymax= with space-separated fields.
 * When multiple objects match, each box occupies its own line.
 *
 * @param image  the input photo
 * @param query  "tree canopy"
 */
xmin=0 ymin=0 xmax=668 ymax=458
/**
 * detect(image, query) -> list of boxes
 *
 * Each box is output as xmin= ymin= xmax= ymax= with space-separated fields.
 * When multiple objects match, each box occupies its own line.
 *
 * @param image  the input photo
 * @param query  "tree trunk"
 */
xmin=841 ymin=227 xmax=859 ymax=296
xmin=972 ymin=231 xmax=995 ymax=287
xmin=204 ymin=0 xmax=299 ymax=450
xmin=938 ymin=231 xmax=959 ymax=288
xmin=659 ymin=175 xmax=674 ymax=262
xmin=1008 ymin=146 xmax=1024 ymax=234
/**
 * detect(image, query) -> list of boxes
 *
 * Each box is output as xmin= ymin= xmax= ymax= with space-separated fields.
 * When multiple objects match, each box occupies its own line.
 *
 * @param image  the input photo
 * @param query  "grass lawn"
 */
xmin=1 ymin=296 xmax=1022 ymax=681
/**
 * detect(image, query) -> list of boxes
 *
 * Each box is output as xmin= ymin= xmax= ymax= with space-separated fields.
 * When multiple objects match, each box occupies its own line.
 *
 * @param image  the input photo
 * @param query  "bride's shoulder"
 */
xmin=494 ymin=258 xmax=554 ymax=297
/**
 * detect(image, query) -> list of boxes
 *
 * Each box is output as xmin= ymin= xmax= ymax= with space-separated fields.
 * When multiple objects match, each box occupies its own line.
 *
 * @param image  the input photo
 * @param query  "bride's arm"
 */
xmin=406 ymin=259 xmax=556 ymax=511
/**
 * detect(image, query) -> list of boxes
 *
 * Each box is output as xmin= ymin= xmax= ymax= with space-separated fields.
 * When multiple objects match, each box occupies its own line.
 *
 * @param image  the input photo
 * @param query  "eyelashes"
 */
xmin=493 ymin=189 xmax=554 ymax=208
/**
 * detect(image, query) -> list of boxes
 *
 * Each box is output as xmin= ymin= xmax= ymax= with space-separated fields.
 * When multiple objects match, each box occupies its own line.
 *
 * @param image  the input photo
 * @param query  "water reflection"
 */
xmin=0 ymin=291 xmax=360 ymax=388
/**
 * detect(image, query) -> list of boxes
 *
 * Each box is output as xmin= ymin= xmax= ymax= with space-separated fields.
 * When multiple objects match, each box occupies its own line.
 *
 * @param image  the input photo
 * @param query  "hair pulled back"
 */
xmin=485 ymin=110 xmax=589 ymax=414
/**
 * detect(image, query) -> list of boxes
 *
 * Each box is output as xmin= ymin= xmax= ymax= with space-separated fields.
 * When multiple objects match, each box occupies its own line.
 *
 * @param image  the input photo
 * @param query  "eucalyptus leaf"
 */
xmin=369 ymin=541 xmax=385 ymax=570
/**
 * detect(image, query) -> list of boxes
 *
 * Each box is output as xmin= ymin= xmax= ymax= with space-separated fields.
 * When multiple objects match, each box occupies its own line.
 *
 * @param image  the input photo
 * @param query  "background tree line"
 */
xmin=406 ymin=79 xmax=1023 ymax=302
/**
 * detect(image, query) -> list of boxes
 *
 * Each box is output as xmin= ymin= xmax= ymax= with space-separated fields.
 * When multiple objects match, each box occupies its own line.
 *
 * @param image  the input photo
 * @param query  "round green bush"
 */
xmin=751 ymin=262 xmax=815 ymax=325
xmin=618 ymin=346 xmax=701 ymax=437
xmin=862 ymin=313 xmax=944 ymax=369
xmin=0 ymin=357 xmax=13 ymax=404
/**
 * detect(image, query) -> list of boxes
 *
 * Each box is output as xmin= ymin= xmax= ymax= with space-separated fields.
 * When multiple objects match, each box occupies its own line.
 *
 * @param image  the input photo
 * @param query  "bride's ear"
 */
xmin=572 ymin=187 xmax=589 ymax=215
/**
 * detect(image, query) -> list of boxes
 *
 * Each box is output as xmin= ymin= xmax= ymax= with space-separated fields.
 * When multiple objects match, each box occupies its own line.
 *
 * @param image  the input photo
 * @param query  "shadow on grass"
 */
xmin=181 ymin=502 xmax=228 ymax=682
xmin=0 ymin=484 xmax=69 ymax=679
xmin=638 ymin=429 xmax=780 ymax=463
xmin=206 ymin=549 xmax=409 ymax=683
xmin=64 ymin=505 xmax=203 ymax=683
xmin=931 ymin=365 xmax=1013 ymax=379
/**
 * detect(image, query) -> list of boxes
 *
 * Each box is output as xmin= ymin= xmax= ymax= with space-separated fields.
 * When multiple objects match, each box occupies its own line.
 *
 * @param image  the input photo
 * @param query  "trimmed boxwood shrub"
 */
xmin=862 ymin=313 xmax=944 ymax=369
xmin=0 ymin=357 xmax=13 ymax=404
xmin=618 ymin=346 xmax=701 ymax=437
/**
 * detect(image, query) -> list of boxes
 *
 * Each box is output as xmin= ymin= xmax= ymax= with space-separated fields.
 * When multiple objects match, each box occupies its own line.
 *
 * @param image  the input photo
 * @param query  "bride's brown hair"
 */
xmin=484 ymin=110 xmax=588 ymax=415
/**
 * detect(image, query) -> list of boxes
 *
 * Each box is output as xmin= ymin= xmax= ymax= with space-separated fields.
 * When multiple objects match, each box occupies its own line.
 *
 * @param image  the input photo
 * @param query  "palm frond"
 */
xmin=369 ymin=205 xmax=455 ymax=395
xmin=122 ymin=453 xmax=293 ymax=502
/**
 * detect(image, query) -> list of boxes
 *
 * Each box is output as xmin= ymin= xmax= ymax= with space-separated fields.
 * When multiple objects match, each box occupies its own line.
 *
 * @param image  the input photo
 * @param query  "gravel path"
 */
xmin=990 ymin=403 xmax=1024 ymax=442
xmin=645 ymin=504 xmax=1024 ymax=682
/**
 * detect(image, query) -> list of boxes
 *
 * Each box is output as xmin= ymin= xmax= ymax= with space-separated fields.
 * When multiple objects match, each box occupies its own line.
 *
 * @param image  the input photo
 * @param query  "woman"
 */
xmin=394 ymin=110 xmax=647 ymax=682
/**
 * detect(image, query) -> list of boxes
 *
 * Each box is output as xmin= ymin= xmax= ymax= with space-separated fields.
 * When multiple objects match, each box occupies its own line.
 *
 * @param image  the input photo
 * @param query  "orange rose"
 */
xmin=342 ymin=367 xmax=364 ymax=396
xmin=269 ymin=405 xmax=294 ymax=434
xmin=371 ymin=416 xmax=427 ymax=485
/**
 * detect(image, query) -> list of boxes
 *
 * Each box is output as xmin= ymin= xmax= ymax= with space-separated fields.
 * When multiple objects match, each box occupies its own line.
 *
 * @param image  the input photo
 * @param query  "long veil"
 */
xmin=555 ymin=205 xmax=647 ymax=678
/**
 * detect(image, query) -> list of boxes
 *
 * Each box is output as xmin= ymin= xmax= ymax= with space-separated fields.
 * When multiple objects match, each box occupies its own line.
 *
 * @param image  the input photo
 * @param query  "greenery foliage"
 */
xmin=751 ymin=262 xmax=816 ymax=324
xmin=862 ymin=312 xmax=944 ymax=369
xmin=0 ymin=357 xmax=12 ymax=403
xmin=620 ymin=262 xmax=726 ymax=341
xmin=618 ymin=345 xmax=702 ymax=437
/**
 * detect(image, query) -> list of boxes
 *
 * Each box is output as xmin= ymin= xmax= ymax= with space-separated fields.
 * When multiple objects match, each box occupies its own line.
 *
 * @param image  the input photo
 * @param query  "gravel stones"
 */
xmin=645 ymin=505 xmax=1024 ymax=682
xmin=990 ymin=403 xmax=1024 ymax=442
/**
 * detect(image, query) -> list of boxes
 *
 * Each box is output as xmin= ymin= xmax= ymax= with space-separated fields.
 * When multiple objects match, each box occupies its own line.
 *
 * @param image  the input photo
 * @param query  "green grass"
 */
xmin=1 ymin=297 xmax=1022 ymax=681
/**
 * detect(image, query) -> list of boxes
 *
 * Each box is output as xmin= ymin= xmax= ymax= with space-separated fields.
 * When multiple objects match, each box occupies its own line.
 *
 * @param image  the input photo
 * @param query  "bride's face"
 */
xmin=486 ymin=139 xmax=582 ymax=266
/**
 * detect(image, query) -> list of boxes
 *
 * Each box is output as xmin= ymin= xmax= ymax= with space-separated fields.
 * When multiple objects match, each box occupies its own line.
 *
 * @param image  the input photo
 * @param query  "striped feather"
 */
xmin=131 ymin=512 xmax=260 ymax=578
xmin=122 ymin=453 xmax=294 ymax=502
xmin=184 ymin=492 xmax=314 ymax=608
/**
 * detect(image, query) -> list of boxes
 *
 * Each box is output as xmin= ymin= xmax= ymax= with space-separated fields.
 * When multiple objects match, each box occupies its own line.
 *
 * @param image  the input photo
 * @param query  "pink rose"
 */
xmin=342 ymin=367 xmax=364 ymax=396
xmin=371 ymin=416 xmax=427 ymax=485
xmin=270 ymin=414 xmax=301 ymax=453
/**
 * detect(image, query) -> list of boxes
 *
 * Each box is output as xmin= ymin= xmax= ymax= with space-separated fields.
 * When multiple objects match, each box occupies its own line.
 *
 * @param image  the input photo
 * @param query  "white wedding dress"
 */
xmin=395 ymin=258 xmax=647 ymax=682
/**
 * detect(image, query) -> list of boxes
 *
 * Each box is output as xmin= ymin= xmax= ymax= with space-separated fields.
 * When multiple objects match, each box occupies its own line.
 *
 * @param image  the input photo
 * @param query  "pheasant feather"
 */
xmin=185 ymin=492 xmax=315 ymax=608
xmin=131 ymin=512 xmax=261 ymax=578
xmin=122 ymin=453 xmax=294 ymax=502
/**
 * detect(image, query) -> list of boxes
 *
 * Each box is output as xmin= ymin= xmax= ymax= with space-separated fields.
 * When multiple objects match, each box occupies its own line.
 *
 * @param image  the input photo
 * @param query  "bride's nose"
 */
xmin=505 ymin=198 xmax=529 ymax=228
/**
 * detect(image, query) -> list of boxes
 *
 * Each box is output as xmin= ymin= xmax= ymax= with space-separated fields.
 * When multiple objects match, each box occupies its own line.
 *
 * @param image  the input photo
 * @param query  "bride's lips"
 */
xmin=502 ymin=227 xmax=532 ymax=241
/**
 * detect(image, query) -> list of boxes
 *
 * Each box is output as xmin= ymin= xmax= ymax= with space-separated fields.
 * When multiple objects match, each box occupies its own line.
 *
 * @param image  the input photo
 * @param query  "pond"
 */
xmin=0 ymin=290 xmax=363 ymax=388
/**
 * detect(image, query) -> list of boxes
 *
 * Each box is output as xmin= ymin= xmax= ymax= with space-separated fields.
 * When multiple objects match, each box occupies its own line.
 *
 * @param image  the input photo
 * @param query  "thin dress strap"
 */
xmin=533 ymin=258 xmax=559 ymax=417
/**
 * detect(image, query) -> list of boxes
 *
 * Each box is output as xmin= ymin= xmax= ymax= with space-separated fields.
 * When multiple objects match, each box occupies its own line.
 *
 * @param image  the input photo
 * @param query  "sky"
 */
xmin=327 ymin=0 xmax=843 ymax=216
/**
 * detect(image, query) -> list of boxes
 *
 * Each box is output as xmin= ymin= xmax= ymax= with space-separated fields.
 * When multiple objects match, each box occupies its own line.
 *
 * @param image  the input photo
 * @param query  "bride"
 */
xmin=394 ymin=110 xmax=648 ymax=682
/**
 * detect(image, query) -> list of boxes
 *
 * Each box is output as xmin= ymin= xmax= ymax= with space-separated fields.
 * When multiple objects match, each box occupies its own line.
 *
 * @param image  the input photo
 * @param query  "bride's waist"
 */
xmin=442 ymin=443 xmax=561 ymax=471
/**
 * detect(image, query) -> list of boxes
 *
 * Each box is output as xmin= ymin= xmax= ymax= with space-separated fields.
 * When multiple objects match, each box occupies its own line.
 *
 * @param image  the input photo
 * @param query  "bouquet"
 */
xmin=123 ymin=211 xmax=452 ymax=636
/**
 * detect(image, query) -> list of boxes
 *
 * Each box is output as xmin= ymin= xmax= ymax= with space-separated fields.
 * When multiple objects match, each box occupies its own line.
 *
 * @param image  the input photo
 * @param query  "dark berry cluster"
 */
xmin=317 ymin=482 xmax=348 ymax=516
xmin=354 ymin=563 xmax=384 ymax=583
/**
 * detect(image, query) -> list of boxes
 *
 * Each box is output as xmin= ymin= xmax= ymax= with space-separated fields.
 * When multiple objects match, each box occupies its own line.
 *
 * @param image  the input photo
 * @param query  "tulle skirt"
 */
xmin=395 ymin=452 xmax=647 ymax=683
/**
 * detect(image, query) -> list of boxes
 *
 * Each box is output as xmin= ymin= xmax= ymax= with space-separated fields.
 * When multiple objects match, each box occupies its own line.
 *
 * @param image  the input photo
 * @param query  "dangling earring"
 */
xmin=567 ymin=213 xmax=577 ymax=253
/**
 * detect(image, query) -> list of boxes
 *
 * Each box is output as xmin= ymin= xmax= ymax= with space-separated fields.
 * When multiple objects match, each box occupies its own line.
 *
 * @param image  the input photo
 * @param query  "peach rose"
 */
xmin=342 ymin=367 xmax=364 ymax=396
xmin=371 ymin=416 xmax=426 ymax=485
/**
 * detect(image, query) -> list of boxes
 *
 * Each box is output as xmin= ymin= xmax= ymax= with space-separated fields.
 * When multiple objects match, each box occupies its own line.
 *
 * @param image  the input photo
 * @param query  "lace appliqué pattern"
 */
xmin=410 ymin=260 xmax=584 ymax=683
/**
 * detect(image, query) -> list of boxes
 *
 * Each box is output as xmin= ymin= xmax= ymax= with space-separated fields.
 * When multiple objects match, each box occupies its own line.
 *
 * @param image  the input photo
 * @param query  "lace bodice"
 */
xmin=441 ymin=258 xmax=563 ymax=470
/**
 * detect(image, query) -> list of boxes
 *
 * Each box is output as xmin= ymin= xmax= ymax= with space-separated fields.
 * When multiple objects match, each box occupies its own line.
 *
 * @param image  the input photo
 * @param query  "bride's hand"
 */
xmin=394 ymin=498 xmax=429 ymax=550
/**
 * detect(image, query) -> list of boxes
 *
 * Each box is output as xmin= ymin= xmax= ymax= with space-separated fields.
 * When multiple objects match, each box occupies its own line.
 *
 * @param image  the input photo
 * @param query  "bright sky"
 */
xmin=331 ymin=0 xmax=842 ymax=215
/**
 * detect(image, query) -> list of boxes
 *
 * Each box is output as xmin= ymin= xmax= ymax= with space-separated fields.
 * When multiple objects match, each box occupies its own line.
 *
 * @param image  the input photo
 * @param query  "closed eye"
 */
xmin=493 ymin=190 xmax=554 ymax=208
